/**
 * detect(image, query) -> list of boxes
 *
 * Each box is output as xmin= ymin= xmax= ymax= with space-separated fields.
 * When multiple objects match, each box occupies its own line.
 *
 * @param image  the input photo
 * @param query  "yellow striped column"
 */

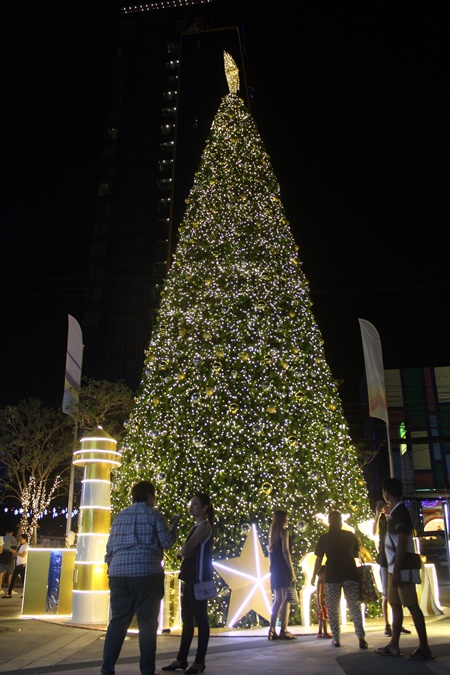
xmin=70 ymin=426 xmax=121 ymax=624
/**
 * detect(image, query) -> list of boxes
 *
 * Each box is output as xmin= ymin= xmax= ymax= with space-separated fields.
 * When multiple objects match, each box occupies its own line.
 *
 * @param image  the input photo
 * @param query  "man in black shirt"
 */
xmin=373 ymin=501 xmax=411 ymax=637
xmin=375 ymin=477 xmax=432 ymax=661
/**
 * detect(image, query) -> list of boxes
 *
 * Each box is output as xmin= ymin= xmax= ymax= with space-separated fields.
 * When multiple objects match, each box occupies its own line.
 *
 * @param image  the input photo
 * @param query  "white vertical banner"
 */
xmin=62 ymin=315 xmax=83 ymax=416
xmin=358 ymin=318 xmax=388 ymax=425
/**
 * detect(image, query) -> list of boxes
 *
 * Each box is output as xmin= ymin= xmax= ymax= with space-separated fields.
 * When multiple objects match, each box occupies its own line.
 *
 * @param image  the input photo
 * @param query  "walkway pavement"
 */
xmin=1 ymin=575 xmax=449 ymax=674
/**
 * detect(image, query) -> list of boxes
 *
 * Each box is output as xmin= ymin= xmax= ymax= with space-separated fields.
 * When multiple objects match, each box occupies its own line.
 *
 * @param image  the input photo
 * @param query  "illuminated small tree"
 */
xmin=20 ymin=475 xmax=63 ymax=544
xmin=0 ymin=398 xmax=72 ymax=544
xmin=113 ymin=54 xmax=374 ymax=627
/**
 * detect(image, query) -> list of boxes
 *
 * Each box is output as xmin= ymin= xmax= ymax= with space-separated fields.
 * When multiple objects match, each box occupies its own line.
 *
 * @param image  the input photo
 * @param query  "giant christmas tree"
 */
xmin=112 ymin=54 xmax=374 ymax=626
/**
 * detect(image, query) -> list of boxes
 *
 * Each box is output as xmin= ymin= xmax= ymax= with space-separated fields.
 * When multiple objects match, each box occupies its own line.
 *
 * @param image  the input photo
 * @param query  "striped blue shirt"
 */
xmin=105 ymin=501 xmax=177 ymax=577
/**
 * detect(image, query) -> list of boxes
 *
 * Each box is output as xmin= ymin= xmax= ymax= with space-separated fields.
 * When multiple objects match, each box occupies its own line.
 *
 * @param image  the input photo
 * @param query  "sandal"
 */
xmin=279 ymin=630 xmax=296 ymax=640
xmin=268 ymin=627 xmax=279 ymax=641
xmin=161 ymin=660 xmax=188 ymax=671
xmin=408 ymin=648 xmax=433 ymax=661
xmin=185 ymin=665 xmax=205 ymax=674
xmin=375 ymin=646 xmax=401 ymax=657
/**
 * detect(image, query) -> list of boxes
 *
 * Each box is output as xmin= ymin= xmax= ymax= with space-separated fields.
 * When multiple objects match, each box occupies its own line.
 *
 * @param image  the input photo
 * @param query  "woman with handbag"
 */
xmin=162 ymin=493 xmax=213 ymax=674
xmin=267 ymin=509 xmax=297 ymax=640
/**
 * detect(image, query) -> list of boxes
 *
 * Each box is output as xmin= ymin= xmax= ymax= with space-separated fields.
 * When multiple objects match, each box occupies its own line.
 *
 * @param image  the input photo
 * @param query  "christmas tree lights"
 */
xmin=112 ymin=55 xmax=374 ymax=627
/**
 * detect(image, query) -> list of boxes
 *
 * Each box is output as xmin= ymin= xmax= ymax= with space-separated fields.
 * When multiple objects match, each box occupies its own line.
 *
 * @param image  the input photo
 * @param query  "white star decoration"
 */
xmin=213 ymin=524 xmax=272 ymax=627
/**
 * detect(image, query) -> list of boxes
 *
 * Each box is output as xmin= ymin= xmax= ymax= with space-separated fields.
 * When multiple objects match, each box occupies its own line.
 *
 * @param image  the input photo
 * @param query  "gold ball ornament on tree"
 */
xmin=261 ymin=483 xmax=272 ymax=495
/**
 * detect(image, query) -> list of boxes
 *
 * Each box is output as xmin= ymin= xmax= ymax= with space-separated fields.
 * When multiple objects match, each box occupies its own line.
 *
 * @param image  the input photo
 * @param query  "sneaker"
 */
xmin=400 ymin=626 xmax=411 ymax=634
xmin=384 ymin=624 xmax=392 ymax=637
xmin=332 ymin=639 xmax=340 ymax=647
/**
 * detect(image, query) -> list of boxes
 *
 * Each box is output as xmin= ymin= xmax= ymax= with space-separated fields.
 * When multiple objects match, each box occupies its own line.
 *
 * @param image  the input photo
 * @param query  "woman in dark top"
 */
xmin=312 ymin=510 xmax=367 ymax=649
xmin=268 ymin=509 xmax=297 ymax=640
xmin=162 ymin=493 xmax=213 ymax=674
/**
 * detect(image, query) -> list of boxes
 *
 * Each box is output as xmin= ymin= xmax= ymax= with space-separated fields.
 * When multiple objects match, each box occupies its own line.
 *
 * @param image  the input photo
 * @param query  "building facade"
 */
xmin=82 ymin=1 xmax=251 ymax=389
xmin=362 ymin=366 xmax=450 ymax=546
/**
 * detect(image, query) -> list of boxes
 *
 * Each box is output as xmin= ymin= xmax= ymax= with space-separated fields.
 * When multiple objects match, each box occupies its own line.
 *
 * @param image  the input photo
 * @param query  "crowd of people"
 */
xmin=1 ymin=475 xmax=434 ymax=674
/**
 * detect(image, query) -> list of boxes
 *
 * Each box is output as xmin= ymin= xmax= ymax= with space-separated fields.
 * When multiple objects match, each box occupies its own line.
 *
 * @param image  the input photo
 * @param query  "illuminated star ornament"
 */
xmin=213 ymin=524 xmax=272 ymax=626
xmin=223 ymin=51 xmax=240 ymax=95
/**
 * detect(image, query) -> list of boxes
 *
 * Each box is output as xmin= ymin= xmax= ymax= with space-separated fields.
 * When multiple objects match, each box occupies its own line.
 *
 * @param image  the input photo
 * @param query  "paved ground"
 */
xmin=1 ymin=570 xmax=449 ymax=674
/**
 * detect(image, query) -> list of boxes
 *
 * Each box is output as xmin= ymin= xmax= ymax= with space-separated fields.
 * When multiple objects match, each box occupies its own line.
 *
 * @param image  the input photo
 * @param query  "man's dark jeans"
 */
xmin=101 ymin=573 xmax=164 ymax=675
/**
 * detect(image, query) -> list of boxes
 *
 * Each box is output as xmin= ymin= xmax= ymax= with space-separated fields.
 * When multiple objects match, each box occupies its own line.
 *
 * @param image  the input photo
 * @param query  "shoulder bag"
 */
xmin=194 ymin=538 xmax=217 ymax=601
xmin=358 ymin=564 xmax=380 ymax=603
xmin=387 ymin=532 xmax=422 ymax=584
xmin=400 ymin=552 xmax=422 ymax=583
xmin=284 ymin=581 xmax=299 ymax=605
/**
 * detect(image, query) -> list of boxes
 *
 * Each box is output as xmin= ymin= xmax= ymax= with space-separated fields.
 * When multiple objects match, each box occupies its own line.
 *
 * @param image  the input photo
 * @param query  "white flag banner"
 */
xmin=358 ymin=318 xmax=388 ymax=425
xmin=62 ymin=315 xmax=83 ymax=416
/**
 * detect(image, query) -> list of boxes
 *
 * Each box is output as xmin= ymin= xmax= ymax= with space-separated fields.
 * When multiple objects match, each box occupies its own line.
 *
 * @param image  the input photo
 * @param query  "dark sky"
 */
xmin=2 ymin=1 xmax=447 ymax=434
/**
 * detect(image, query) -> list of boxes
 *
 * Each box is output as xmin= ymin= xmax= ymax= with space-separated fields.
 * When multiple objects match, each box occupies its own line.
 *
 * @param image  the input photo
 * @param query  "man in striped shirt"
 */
xmin=102 ymin=481 xmax=179 ymax=675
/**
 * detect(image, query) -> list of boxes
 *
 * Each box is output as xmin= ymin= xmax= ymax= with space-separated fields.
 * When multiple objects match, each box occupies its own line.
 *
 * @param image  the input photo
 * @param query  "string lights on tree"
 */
xmin=111 ymin=53 xmax=374 ymax=627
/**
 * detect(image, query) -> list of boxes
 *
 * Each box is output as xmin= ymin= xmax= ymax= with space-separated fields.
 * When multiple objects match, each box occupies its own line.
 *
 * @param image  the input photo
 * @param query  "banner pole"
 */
xmin=66 ymin=422 xmax=78 ymax=542
xmin=386 ymin=422 xmax=394 ymax=478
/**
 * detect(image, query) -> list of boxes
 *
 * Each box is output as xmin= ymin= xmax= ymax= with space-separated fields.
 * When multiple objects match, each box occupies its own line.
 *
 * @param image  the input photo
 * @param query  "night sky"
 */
xmin=2 ymin=2 xmax=447 ymax=436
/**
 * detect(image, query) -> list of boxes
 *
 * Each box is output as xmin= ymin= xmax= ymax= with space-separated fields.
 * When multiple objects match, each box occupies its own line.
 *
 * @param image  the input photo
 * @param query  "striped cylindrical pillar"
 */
xmin=70 ymin=426 xmax=121 ymax=623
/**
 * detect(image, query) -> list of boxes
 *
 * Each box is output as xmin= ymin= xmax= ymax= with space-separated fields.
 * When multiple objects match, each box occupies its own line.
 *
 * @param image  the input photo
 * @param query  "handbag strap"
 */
xmin=197 ymin=537 xmax=211 ymax=582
